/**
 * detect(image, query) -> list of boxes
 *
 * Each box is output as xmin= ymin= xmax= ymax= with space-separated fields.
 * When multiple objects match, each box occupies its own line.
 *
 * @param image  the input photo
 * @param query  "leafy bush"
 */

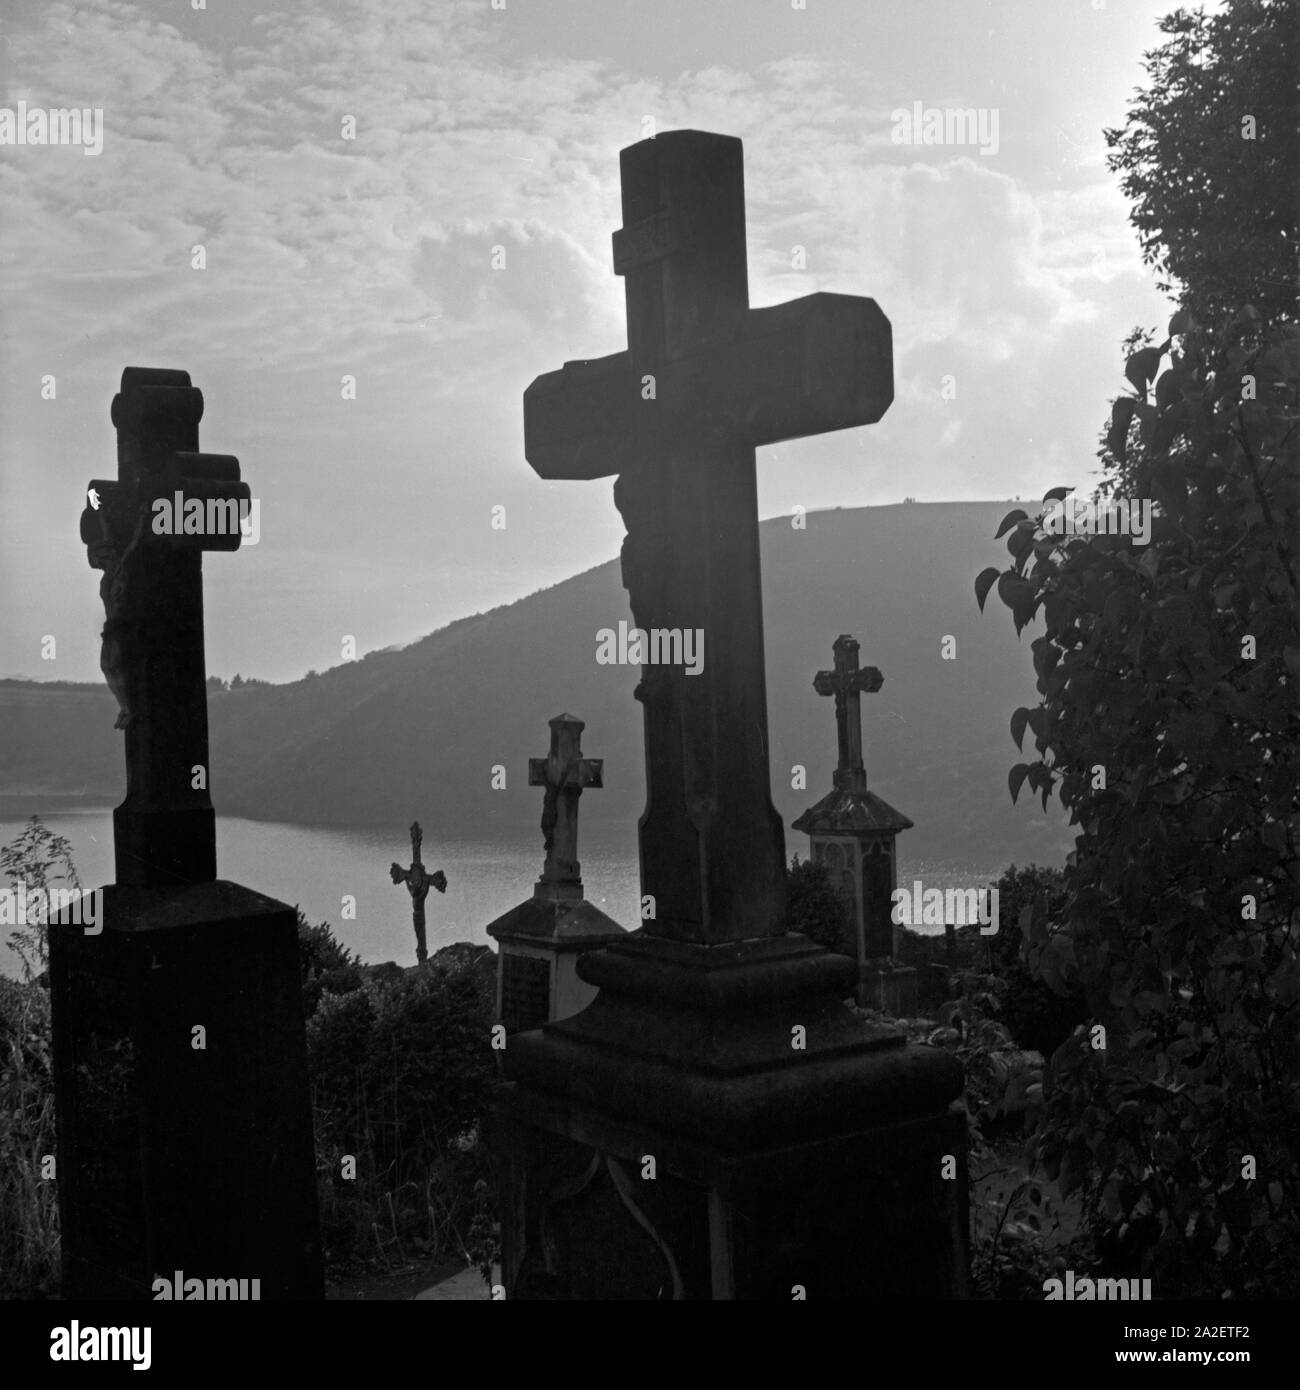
xmin=990 ymin=863 xmax=1087 ymax=1056
xmin=297 ymin=911 xmax=364 ymax=1017
xmin=976 ymin=1 xmax=1300 ymax=1298
xmin=306 ymin=956 xmax=499 ymax=1272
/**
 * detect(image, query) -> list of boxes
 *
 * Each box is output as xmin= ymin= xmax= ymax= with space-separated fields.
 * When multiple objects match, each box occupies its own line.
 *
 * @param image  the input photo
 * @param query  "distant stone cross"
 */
xmin=524 ymin=130 xmax=893 ymax=942
xmin=389 ymin=821 xmax=446 ymax=967
xmin=79 ymin=366 xmax=252 ymax=887
xmin=528 ymin=713 xmax=602 ymax=899
xmin=814 ymin=635 xmax=883 ymax=794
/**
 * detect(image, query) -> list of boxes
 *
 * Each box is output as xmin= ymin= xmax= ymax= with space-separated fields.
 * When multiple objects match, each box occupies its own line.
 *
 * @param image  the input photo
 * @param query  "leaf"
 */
xmin=1010 ymin=707 xmax=1031 ymax=752
xmin=995 ymin=508 xmax=1029 ymax=539
xmin=1154 ymin=368 xmax=1183 ymax=409
xmin=1107 ymin=397 xmax=1139 ymax=460
xmin=1009 ymin=763 xmax=1031 ymax=805
xmin=1100 ymin=1180 xmax=1124 ymax=1223
xmin=974 ymin=567 xmax=1000 ymax=613
xmin=1007 ymin=525 xmax=1034 ymax=565
xmin=1169 ymin=308 xmax=1194 ymax=335
xmin=1125 ymin=345 xmax=1164 ymax=395
xmin=1042 ymin=486 xmax=1073 ymax=504
xmin=997 ymin=572 xmax=1037 ymax=634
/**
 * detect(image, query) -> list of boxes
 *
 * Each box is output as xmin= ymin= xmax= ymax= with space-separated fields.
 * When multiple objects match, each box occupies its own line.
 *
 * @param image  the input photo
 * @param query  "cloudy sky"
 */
xmin=1 ymin=0 xmax=1177 ymax=684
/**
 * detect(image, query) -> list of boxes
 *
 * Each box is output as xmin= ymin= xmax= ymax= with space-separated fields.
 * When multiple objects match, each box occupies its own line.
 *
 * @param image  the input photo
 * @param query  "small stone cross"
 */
xmin=528 ymin=714 xmax=602 ymax=899
xmin=813 ymin=634 xmax=883 ymax=793
xmin=389 ymin=821 xmax=447 ymax=967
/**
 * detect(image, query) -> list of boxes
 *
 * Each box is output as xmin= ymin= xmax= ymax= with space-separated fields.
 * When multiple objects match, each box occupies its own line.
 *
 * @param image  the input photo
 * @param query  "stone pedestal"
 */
xmin=795 ymin=816 xmax=917 ymax=1014
xmin=509 ymin=137 xmax=967 ymax=1299
xmin=490 ymin=712 xmax=623 ymax=1033
xmin=488 ymin=884 xmax=626 ymax=1034
xmin=499 ymin=934 xmax=968 ymax=1299
xmin=859 ymin=959 xmax=919 ymax=1018
xmin=49 ymin=882 xmax=323 ymax=1299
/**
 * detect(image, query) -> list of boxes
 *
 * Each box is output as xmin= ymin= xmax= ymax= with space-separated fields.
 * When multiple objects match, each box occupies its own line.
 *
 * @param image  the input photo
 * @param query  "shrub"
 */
xmin=785 ymin=854 xmax=853 ymax=956
xmin=976 ymin=1 xmax=1300 ymax=1296
xmin=296 ymin=911 xmax=363 ymax=1017
xmin=0 ymin=977 xmax=58 ymax=1298
xmin=306 ymin=957 xmax=499 ymax=1272
xmin=1 ymin=815 xmax=80 ymax=982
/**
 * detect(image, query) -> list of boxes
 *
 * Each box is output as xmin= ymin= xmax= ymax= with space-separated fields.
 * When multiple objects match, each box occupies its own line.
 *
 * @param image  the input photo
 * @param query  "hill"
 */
xmin=0 ymin=503 xmax=1075 ymax=868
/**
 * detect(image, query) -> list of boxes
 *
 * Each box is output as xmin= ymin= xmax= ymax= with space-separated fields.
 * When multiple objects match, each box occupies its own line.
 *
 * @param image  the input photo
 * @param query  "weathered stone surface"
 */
xmin=794 ymin=634 xmax=916 ymax=1008
xmin=49 ymin=883 xmax=322 ymax=1299
xmin=528 ymin=713 xmax=602 ymax=897
xmin=523 ymin=132 xmax=893 ymax=945
xmin=54 ymin=368 xmax=321 ymax=1300
xmin=501 ymin=134 xmax=967 ymax=1298
xmin=488 ymin=714 xmax=624 ymax=1033
xmin=80 ymin=367 xmax=251 ymax=888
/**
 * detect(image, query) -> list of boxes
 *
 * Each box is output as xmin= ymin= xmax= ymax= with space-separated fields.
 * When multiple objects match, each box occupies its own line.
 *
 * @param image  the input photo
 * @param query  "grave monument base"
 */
xmin=50 ymin=881 xmax=323 ymax=1300
xmin=859 ymin=960 xmax=920 ymax=1018
xmin=498 ymin=933 xmax=969 ymax=1299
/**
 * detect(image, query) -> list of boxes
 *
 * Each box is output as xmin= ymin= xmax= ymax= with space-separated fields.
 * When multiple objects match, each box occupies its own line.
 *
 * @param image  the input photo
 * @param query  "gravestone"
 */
xmin=500 ymin=132 xmax=968 ymax=1299
xmin=49 ymin=367 xmax=322 ymax=1299
xmin=390 ymin=821 xmax=447 ymax=967
xmin=793 ymin=634 xmax=918 ymax=1015
xmin=487 ymin=713 xmax=626 ymax=1034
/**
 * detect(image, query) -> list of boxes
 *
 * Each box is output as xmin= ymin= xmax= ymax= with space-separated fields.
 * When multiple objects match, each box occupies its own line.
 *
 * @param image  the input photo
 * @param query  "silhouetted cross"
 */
xmin=79 ymin=366 xmax=252 ymax=887
xmin=528 ymin=713 xmax=602 ymax=898
xmin=813 ymin=634 xmax=883 ymax=793
xmin=523 ymin=131 xmax=892 ymax=942
xmin=389 ymin=821 xmax=446 ymax=967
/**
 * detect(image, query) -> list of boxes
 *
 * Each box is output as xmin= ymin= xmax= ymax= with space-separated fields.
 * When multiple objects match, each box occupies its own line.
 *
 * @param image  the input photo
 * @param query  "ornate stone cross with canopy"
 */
xmin=528 ymin=713 xmax=603 ymax=900
xmin=389 ymin=822 xmax=447 ymax=967
xmin=814 ymin=634 xmax=884 ymax=793
xmin=523 ymin=131 xmax=892 ymax=942
xmin=79 ymin=367 xmax=251 ymax=887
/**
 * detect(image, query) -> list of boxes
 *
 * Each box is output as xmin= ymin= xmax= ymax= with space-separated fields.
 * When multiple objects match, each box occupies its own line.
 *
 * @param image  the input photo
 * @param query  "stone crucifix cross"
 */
xmin=528 ymin=713 xmax=603 ymax=900
xmin=79 ymin=366 xmax=252 ymax=887
xmin=389 ymin=821 xmax=447 ymax=967
xmin=523 ymin=130 xmax=892 ymax=943
xmin=814 ymin=634 xmax=883 ymax=794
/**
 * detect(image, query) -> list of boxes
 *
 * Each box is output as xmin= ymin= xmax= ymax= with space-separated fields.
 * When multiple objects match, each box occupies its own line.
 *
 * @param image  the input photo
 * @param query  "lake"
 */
xmin=0 ymin=808 xmax=999 ymax=978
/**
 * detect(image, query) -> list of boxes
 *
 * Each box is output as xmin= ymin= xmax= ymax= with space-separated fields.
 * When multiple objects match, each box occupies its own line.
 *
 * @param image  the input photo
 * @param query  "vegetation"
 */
xmin=0 ymin=976 xmax=57 ymax=1298
xmin=2 ymin=815 xmax=80 ymax=982
xmin=785 ymin=853 xmax=853 ymax=955
xmin=976 ymin=0 xmax=1299 ymax=1298
xmin=302 ymin=928 xmax=499 ymax=1280
xmin=0 ymin=818 xmax=501 ymax=1297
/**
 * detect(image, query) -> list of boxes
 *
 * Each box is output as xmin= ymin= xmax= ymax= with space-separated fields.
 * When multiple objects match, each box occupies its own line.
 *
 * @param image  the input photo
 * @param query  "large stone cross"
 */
xmin=523 ymin=130 xmax=892 ymax=942
xmin=528 ymin=713 xmax=602 ymax=899
xmin=814 ymin=634 xmax=883 ymax=794
xmin=79 ymin=367 xmax=252 ymax=887
xmin=389 ymin=821 xmax=447 ymax=967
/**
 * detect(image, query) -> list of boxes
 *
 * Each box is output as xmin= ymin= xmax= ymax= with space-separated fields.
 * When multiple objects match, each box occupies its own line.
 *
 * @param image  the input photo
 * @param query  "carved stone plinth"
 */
xmin=489 ymin=893 xmax=626 ymax=1035
xmin=49 ymin=883 xmax=323 ymax=1299
xmin=498 ymin=934 xmax=969 ymax=1299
